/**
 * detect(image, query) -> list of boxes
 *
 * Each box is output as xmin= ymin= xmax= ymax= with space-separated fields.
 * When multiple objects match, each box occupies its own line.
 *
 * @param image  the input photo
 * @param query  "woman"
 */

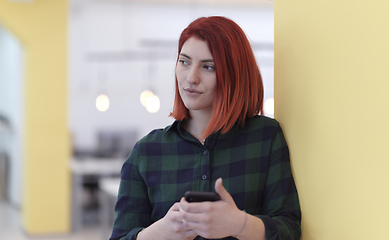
xmin=110 ymin=16 xmax=301 ymax=240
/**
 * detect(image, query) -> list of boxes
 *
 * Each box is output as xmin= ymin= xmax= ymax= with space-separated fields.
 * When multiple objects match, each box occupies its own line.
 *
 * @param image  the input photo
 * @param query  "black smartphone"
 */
xmin=184 ymin=191 xmax=220 ymax=202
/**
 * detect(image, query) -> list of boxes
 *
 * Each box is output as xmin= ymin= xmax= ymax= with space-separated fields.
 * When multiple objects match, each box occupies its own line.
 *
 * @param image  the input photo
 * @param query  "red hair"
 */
xmin=170 ymin=16 xmax=264 ymax=138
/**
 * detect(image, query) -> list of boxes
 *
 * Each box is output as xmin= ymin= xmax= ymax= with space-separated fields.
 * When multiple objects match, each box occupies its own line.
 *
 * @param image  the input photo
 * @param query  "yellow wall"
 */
xmin=0 ymin=0 xmax=70 ymax=235
xmin=275 ymin=1 xmax=389 ymax=239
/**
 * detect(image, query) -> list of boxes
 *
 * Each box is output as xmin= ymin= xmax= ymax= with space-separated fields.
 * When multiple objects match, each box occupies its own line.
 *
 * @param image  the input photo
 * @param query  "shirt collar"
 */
xmin=163 ymin=120 xmax=180 ymax=134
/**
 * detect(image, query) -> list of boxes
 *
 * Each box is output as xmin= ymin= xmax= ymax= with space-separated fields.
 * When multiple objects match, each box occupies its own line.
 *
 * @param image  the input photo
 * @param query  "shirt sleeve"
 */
xmin=255 ymin=123 xmax=301 ymax=240
xmin=110 ymin=142 xmax=152 ymax=240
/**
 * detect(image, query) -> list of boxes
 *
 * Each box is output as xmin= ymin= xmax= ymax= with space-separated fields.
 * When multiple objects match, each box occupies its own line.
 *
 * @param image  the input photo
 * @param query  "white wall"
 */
xmin=0 ymin=24 xmax=24 ymax=206
xmin=69 ymin=0 xmax=274 ymax=151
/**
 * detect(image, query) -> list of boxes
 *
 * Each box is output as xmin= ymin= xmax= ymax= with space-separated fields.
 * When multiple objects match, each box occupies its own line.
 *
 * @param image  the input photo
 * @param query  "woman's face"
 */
xmin=176 ymin=37 xmax=217 ymax=115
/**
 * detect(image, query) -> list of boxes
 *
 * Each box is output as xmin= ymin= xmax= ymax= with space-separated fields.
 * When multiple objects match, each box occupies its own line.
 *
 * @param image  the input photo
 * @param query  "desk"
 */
xmin=69 ymin=158 xmax=123 ymax=232
xmin=99 ymin=177 xmax=120 ymax=239
xmin=0 ymin=152 xmax=8 ymax=201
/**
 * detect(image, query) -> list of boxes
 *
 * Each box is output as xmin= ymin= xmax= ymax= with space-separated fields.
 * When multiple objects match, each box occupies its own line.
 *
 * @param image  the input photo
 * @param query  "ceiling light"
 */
xmin=96 ymin=94 xmax=110 ymax=112
xmin=264 ymin=98 xmax=274 ymax=116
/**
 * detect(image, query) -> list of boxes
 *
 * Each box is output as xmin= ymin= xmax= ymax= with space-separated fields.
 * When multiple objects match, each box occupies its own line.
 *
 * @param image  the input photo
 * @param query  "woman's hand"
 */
xmin=139 ymin=202 xmax=197 ymax=240
xmin=179 ymin=178 xmax=247 ymax=239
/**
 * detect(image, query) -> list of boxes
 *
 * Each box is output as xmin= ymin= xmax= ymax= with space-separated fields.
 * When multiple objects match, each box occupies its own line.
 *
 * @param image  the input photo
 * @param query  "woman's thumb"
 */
xmin=215 ymin=178 xmax=231 ymax=201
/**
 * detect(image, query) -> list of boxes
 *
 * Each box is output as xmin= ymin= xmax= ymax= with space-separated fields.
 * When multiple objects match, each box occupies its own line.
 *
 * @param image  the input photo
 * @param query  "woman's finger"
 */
xmin=214 ymin=178 xmax=233 ymax=202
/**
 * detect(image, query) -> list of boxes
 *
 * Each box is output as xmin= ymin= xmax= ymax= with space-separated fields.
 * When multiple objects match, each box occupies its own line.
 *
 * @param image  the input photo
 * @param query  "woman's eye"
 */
xmin=179 ymin=59 xmax=189 ymax=65
xmin=204 ymin=65 xmax=215 ymax=71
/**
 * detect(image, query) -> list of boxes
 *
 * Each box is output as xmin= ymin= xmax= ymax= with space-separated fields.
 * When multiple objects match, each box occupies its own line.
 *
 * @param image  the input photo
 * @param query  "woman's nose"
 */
xmin=186 ymin=66 xmax=200 ymax=85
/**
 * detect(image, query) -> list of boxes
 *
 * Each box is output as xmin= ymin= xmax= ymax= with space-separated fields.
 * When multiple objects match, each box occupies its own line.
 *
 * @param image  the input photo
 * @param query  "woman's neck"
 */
xmin=183 ymin=110 xmax=212 ymax=142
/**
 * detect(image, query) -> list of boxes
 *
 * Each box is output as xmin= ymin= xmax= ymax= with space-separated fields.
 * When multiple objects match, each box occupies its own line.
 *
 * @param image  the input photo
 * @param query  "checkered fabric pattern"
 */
xmin=110 ymin=115 xmax=301 ymax=240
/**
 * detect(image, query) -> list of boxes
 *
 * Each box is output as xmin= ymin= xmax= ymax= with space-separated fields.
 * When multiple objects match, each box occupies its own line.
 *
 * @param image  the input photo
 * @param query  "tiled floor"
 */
xmin=0 ymin=201 xmax=102 ymax=240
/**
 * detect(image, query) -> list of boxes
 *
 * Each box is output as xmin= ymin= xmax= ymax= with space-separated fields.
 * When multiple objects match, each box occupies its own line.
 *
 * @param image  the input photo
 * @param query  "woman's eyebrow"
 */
xmin=179 ymin=53 xmax=191 ymax=59
xmin=201 ymin=59 xmax=214 ymax=63
xmin=179 ymin=53 xmax=214 ymax=63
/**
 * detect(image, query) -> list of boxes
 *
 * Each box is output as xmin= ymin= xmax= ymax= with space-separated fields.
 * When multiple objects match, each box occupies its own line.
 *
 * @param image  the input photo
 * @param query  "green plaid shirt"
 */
xmin=110 ymin=116 xmax=301 ymax=240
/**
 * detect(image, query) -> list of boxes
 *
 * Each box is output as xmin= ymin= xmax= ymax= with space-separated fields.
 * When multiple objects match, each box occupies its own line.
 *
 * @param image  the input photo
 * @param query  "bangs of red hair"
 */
xmin=170 ymin=16 xmax=264 ymax=138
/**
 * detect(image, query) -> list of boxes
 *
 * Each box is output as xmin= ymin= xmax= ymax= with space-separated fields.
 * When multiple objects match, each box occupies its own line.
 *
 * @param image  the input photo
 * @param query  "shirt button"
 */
xmin=202 ymin=175 xmax=207 ymax=180
xmin=203 ymin=150 xmax=208 ymax=155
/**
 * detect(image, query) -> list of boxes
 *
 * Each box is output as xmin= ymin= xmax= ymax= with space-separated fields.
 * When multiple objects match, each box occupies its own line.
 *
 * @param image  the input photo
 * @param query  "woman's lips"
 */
xmin=184 ymin=88 xmax=203 ymax=95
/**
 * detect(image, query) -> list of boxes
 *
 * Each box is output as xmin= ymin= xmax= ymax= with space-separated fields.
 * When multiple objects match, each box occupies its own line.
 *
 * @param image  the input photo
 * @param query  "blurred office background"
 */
xmin=0 ymin=0 xmax=274 ymax=239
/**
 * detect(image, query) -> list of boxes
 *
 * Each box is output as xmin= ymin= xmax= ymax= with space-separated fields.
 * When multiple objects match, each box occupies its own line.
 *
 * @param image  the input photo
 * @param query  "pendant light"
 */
xmin=96 ymin=70 xmax=110 ymax=112
xmin=140 ymin=59 xmax=160 ymax=113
